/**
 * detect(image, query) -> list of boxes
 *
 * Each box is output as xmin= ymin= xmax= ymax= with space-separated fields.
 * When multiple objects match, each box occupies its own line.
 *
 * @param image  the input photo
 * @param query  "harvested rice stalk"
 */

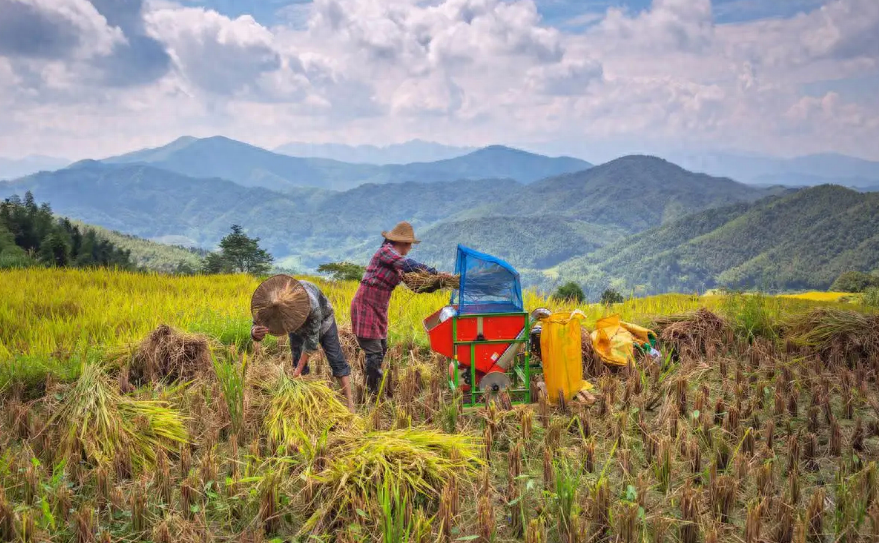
xmin=653 ymin=308 xmax=730 ymax=359
xmin=114 ymin=324 xmax=214 ymax=385
xmin=264 ymin=375 xmax=360 ymax=451
xmin=46 ymin=363 xmax=188 ymax=470
xmin=401 ymin=272 xmax=460 ymax=293
xmin=785 ymin=309 xmax=879 ymax=365
xmin=303 ymin=427 xmax=480 ymax=534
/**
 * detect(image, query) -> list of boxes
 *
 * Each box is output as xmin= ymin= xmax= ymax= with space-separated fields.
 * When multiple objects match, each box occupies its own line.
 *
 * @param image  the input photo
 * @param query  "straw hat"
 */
xmin=250 ymin=275 xmax=310 ymax=336
xmin=382 ymin=221 xmax=421 ymax=244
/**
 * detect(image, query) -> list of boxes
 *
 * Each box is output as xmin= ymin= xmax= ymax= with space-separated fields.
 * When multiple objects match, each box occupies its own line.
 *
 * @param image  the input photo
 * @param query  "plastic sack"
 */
xmin=590 ymin=314 xmax=657 ymax=367
xmin=540 ymin=310 xmax=593 ymax=404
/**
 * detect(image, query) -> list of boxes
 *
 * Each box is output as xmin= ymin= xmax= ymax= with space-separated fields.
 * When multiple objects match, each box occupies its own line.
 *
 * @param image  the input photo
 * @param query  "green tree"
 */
xmin=831 ymin=271 xmax=879 ymax=293
xmin=553 ymin=281 xmax=585 ymax=303
xmin=600 ymin=288 xmax=624 ymax=305
xmin=203 ymin=225 xmax=273 ymax=275
xmin=317 ymin=261 xmax=365 ymax=282
xmin=38 ymin=232 xmax=71 ymax=266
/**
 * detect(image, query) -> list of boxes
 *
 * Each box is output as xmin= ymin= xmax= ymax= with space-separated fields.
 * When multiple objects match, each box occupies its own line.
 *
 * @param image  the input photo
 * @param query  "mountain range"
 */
xmin=556 ymin=185 xmax=879 ymax=297
xmin=2 ymin=135 xmax=877 ymax=294
xmin=102 ymin=136 xmax=590 ymax=191
xmin=0 ymin=155 xmax=70 ymax=181
xmin=274 ymin=140 xmax=474 ymax=164
xmin=670 ymin=151 xmax=879 ymax=189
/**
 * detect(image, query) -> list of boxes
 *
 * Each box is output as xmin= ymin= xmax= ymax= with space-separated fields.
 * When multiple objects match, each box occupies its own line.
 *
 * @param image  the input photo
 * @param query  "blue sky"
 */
xmin=183 ymin=0 xmax=829 ymax=27
xmin=0 ymin=0 xmax=876 ymax=161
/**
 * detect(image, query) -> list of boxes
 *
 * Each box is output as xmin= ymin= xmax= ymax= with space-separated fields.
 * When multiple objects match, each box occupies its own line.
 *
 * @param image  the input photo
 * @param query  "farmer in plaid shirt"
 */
xmin=351 ymin=221 xmax=437 ymax=395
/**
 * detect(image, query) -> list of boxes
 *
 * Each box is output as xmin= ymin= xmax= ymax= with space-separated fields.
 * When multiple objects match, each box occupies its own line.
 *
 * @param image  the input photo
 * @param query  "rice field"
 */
xmin=2 ymin=268 xmax=879 ymax=542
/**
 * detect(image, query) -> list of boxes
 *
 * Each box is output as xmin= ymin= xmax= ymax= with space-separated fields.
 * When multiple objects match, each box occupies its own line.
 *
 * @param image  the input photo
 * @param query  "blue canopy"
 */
xmin=451 ymin=244 xmax=523 ymax=314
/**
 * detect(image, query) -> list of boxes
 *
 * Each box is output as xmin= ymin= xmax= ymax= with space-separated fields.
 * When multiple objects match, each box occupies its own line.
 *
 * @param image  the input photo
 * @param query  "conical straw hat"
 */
xmin=250 ymin=275 xmax=310 ymax=336
xmin=382 ymin=221 xmax=421 ymax=244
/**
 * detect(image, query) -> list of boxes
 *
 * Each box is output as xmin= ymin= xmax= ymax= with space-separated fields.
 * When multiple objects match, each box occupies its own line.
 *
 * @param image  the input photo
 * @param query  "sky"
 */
xmin=0 ymin=0 xmax=877 ymax=163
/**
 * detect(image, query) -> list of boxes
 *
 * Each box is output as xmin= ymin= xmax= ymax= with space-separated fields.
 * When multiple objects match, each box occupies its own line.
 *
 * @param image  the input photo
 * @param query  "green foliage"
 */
xmin=202 ymin=225 xmax=273 ymax=275
xmin=600 ymin=288 xmax=624 ymax=305
xmin=864 ymin=287 xmax=879 ymax=308
xmin=0 ymin=192 xmax=133 ymax=270
xmin=72 ymin=220 xmax=205 ymax=274
xmin=720 ymin=290 xmax=780 ymax=341
xmin=317 ymin=261 xmax=365 ymax=282
xmin=557 ymin=185 xmax=879 ymax=298
xmin=212 ymin=349 xmax=247 ymax=437
xmin=832 ymin=271 xmax=879 ymax=293
xmin=553 ymin=282 xmax=585 ymax=303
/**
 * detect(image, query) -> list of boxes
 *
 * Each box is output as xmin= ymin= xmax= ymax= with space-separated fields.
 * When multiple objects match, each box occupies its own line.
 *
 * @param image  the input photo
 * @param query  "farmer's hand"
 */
xmin=291 ymin=353 xmax=309 ymax=378
xmin=251 ymin=325 xmax=269 ymax=342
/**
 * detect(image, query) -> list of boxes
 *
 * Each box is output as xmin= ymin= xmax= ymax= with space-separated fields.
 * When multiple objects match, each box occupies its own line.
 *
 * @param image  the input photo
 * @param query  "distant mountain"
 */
xmin=381 ymin=146 xmax=590 ymax=185
xmin=102 ymin=136 xmax=588 ymax=190
xmin=102 ymin=136 xmax=381 ymax=191
xmin=0 ymin=161 xmax=522 ymax=269
xmin=274 ymin=140 xmax=475 ymax=164
xmin=0 ymin=155 xmax=70 ymax=180
xmin=671 ymin=151 xmax=879 ymax=188
xmin=460 ymin=155 xmax=776 ymax=234
xmin=416 ymin=217 xmax=628 ymax=271
xmin=555 ymin=185 xmax=879 ymax=297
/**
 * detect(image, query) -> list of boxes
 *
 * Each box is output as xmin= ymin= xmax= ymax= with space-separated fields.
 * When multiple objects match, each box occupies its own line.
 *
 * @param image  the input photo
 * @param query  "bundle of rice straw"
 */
xmin=127 ymin=324 xmax=213 ymax=384
xmin=46 ymin=362 xmax=188 ymax=469
xmin=264 ymin=375 xmax=360 ymax=451
xmin=401 ymin=272 xmax=460 ymax=294
xmin=580 ymin=328 xmax=604 ymax=378
xmin=302 ymin=427 xmax=480 ymax=533
xmin=785 ymin=308 xmax=879 ymax=366
xmin=653 ymin=308 xmax=730 ymax=359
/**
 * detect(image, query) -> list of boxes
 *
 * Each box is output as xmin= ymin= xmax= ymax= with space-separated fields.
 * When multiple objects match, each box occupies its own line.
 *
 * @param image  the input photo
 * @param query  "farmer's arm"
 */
xmin=292 ymin=302 xmax=322 ymax=376
xmin=401 ymin=258 xmax=437 ymax=274
xmin=380 ymin=245 xmax=437 ymax=274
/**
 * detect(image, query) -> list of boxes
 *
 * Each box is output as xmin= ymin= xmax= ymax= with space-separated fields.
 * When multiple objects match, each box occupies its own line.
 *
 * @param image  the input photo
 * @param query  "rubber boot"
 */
xmin=365 ymin=353 xmax=384 ymax=396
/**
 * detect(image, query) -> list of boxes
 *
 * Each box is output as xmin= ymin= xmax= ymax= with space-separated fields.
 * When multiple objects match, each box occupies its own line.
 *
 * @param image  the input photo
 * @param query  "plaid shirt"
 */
xmin=351 ymin=243 xmax=436 ymax=339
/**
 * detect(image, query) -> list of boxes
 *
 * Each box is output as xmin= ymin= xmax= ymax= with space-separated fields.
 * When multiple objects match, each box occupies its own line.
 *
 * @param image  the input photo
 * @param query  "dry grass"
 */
xmin=401 ymin=272 xmax=460 ymax=294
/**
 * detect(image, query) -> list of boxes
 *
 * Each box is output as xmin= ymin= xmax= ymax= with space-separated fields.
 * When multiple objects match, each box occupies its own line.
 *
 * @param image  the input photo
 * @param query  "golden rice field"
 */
xmin=2 ymin=267 xmax=879 ymax=543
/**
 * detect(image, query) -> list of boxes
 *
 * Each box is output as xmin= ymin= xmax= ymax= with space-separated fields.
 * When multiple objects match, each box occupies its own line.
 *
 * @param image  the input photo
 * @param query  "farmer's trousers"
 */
xmin=356 ymin=336 xmax=387 ymax=394
xmin=288 ymin=320 xmax=351 ymax=378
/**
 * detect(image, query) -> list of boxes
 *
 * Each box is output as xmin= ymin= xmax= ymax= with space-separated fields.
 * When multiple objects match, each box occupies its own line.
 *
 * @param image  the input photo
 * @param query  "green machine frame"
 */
xmin=447 ymin=311 xmax=539 ymax=408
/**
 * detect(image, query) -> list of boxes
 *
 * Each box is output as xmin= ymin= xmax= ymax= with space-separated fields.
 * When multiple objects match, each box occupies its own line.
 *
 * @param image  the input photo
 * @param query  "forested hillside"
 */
xmin=556 ymin=185 xmax=879 ymax=297
xmin=0 ymin=193 xmax=133 ymax=269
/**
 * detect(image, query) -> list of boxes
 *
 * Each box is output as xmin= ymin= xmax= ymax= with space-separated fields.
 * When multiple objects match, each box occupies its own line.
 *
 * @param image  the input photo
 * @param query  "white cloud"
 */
xmin=0 ymin=0 xmax=877 ymax=161
xmin=145 ymin=7 xmax=281 ymax=95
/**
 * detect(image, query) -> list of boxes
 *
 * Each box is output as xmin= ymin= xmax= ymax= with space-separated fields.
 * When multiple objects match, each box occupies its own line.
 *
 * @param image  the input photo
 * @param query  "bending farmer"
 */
xmin=252 ymin=279 xmax=355 ymax=412
xmin=351 ymin=221 xmax=437 ymax=395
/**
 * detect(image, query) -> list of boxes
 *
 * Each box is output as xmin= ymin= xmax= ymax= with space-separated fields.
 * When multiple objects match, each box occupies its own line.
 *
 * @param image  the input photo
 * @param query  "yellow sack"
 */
xmin=540 ymin=310 xmax=593 ymax=404
xmin=590 ymin=314 xmax=656 ymax=367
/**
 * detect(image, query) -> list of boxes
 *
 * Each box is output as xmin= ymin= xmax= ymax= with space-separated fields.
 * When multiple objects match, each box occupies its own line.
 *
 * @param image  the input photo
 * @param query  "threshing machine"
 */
xmin=423 ymin=245 xmax=544 ymax=407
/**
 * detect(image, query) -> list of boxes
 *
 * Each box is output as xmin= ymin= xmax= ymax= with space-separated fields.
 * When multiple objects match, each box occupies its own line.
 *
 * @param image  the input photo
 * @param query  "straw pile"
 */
xmin=785 ymin=308 xmax=879 ymax=365
xmin=46 ymin=363 xmax=188 ymax=469
xmin=401 ymin=272 xmax=460 ymax=294
xmin=303 ymin=427 xmax=480 ymax=533
xmin=127 ymin=324 xmax=213 ymax=385
xmin=580 ymin=328 xmax=604 ymax=378
xmin=264 ymin=374 xmax=360 ymax=451
xmin=653 ymin=308 xmax=730 ymax=359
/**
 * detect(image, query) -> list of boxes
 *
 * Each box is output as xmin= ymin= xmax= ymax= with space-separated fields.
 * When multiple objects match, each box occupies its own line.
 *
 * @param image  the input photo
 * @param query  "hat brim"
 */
xmin=382 ymin=231 xmax=421 ymax=244
xmin=250 ymin=275 xmax=310 ymax=336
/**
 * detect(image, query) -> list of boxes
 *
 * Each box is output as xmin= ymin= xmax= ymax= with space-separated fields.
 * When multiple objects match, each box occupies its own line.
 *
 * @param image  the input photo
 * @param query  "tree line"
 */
xmin=1 ymin=192 xmax=134 ymax=269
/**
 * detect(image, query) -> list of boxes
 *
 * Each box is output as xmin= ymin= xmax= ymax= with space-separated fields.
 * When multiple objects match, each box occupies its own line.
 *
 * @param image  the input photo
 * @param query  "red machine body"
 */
xmin=425 ymin=305 xmax=526 ymax=382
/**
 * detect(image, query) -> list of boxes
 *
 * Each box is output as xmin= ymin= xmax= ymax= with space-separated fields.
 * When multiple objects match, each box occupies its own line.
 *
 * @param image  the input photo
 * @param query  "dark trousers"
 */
xmin=356 ymin=336 xmax=387 ymax=393
xmin=289 ymin=320 xmax=351 ymax=378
